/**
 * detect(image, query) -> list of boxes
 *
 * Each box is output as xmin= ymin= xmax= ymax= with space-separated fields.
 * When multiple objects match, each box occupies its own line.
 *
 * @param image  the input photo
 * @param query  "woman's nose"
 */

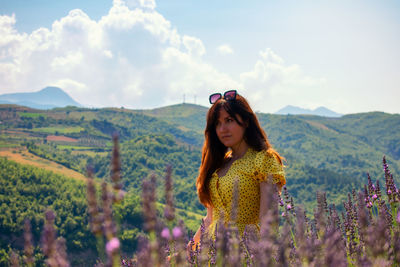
xmin=219 ymin=123 xmax=227 ymax=132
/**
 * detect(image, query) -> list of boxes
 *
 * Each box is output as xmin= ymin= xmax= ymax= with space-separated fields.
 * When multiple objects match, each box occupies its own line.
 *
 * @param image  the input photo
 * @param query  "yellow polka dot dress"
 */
xmin=207 ymin=147 xmax=285 ymax=236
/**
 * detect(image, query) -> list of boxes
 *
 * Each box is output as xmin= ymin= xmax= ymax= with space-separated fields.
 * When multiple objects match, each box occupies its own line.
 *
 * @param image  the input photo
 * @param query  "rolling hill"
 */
xmin=1 ymin=103 xmax=399 ymax=264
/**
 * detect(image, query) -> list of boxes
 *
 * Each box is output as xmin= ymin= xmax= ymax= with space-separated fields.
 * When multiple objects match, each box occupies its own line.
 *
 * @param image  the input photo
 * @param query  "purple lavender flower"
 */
xmin=9 ymin=251 xmax=20 ymax=267
xmin=111 ymin=133 xmax=123 ymax=203
xmin=141 ymin=175 xmax=157 ymax=232
xmin=397 ymin=210 xmax=400 ymax=224
xmin=86 ymin=171 xmax=102 ymax=236
xmin=41 ymin=210 xmax=70 ymax=267
xmin=24 ymin=219 xmax=34 ymax=266
xmin=172 ymin=226 xmax=183 ymax=239
xmin=106 ymin=237 xmax=120 ymax=256
xmin=376 ymin=180 xmax=382 ymax=200
xmin=18 ymin=147 xmax=400 ymax=266
xmin=41 ymin=210 xmax=56 ymax=260
xmin=187 ymin=236 xmax=196 ymax=264
xmin=367 ymin=173 xmax=374 ymax=193
xmin=161 ymin=227 xmax=171 ymax=240
xmin=102 ymin=181 xmax=117 ymax=240
xmin=55 ymin=238 xmax=69 ymax=267
xmin=164 ymin=165 xmax=175 ymax=222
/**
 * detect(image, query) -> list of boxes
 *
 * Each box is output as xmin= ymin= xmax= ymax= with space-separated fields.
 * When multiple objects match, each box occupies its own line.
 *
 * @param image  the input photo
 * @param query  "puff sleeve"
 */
xmin=253 ymin=150 xmax=286 ymax=186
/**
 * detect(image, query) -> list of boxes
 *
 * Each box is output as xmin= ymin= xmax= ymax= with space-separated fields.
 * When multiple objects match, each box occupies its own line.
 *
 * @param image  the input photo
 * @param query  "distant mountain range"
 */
xmin=0 ymin=88 xmax=346 ymax=117
xmin=0 ymin=87 xmax=81 ymax=109
xmin=275 ymin=105 xmax=342 ymax=117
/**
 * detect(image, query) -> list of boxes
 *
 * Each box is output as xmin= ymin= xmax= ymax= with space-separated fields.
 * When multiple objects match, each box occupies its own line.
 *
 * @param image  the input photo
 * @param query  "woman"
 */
xmin=191 ymin=90 xmax=285 ymax=247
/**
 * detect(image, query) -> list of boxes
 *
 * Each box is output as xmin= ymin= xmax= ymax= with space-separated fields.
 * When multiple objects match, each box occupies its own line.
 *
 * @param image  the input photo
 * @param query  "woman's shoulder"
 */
xmin=251 ymin=148 xmax=284 ymax=172
xmin=248 ymin=147 xmax=276 ymax=160
xmin=250 ymin=147 xmax=285 ymax=183
xmin=240 ymin=148 xmax=275 ymax=169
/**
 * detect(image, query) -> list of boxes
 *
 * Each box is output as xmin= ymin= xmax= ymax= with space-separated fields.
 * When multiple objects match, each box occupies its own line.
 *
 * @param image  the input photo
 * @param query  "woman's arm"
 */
xmin=259 ymin=174 xmax=282 ymax=222
xmin=259 ymin=179 xmax=269 ymax=222
xmin=188 ymin=206 xmax=213 ymax=249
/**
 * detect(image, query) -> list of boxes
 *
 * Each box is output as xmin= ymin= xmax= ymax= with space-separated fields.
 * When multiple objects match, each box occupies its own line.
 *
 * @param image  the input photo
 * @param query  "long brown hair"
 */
xmin=196 ymin=93 xmax=284 ymax=207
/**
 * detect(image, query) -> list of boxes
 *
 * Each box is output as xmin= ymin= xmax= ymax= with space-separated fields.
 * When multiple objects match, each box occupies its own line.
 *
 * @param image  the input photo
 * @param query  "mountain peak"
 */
xmin=0 ymin=87 xmax=81 ymax=109
xmin=40 ymin=86 xmax=65 ymax=94
xmin=275 ymin=105 xmax=342 ymax=117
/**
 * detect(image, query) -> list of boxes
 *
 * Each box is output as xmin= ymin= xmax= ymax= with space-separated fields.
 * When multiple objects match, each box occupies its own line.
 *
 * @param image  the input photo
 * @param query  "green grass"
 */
xmin=18 ymin=112 xmax=47 ymax=118
xmin=57 ymin=145 xmax=95 ymax=150
xmin=0 ymin=144 xmax=18 ymax=148
xmin=0 ymin=137 xmax=22 ymax=148
xmin=155 ymin=202 xmax=204 ymax=232
xmin=0 ymin=141 xmax=18 ymax=148
xmin=31 ymin=126 xmax=84 ymax=134
xmin=71 ymin=151 xmax=109 ymax=157
xmin=105 ymin=141 xmax=113 ymax=147
xmin=68 ymin=111 xmax=97 ymax=121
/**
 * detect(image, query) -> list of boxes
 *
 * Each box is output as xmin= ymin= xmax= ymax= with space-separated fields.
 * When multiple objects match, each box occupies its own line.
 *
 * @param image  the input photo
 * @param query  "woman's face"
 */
xmin=215 ymin=108 xmax=246 ymax=149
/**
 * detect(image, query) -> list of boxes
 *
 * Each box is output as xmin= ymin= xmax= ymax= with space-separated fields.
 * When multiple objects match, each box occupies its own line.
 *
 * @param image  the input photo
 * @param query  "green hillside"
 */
xmin=257 ymin=113 xmax=400 ymax=181
xmin=0 ymin=156 xmax=202 ymax=265
xmin=0 ymin=157 xmax=98 ymax=265
xmin=1 ymin=103 xmax=400 ymax=264
xmin=141 ymin=103 xmax=208 ymax=134
xmin=1 ymin=104 xmax=400 ymax=213
xmin=303 ymin=112 xmax=400 ymax=160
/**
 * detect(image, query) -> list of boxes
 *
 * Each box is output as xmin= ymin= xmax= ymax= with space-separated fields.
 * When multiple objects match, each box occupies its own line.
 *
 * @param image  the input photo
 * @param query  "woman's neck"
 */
xmin=230 ymin=140 xmax=249 ymax=160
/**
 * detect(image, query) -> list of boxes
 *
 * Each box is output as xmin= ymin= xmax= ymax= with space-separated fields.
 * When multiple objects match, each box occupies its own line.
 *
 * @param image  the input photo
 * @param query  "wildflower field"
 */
xmin=9 ymin=136 xmax=400 ymax=267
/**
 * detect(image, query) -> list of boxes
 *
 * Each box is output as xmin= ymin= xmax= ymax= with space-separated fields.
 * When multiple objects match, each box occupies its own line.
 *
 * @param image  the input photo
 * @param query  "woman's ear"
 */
xmin=244 ymin=119 xmax=249 ymax=128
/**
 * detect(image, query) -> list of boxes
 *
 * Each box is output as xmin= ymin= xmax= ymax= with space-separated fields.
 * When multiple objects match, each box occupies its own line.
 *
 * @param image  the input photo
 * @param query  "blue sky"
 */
xmin=1 ymin=0 xmax=399 ymax=114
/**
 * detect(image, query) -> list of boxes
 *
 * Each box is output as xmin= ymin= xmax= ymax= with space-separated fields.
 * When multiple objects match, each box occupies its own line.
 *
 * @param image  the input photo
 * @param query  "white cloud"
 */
xmin=123 ymin=0 xmax=156 ymax=10
xmin=52 ymin=9 xmax=104 ymax=50
xmin=0 ymin=14 xmax=20 ymax=47
xmin=103 ymin=50 xmax=113 ymax=58
xmin=139 ymin=0 xmax=156 ymax=9
xmin=183 ymin=35 xmax=206 ymax=57
xmin=259 ymin=48 xmax=284 ymax=64
xmin=100 ymin=1 xmax=180 ymax=47
xmin=0 ymin=0 xmax=238 ymax=108
xmin=53 ymin=79 xmax=88 ymax=94
xmin=240 ymin=48 xmax=326 ymax=112
xmin=217 ymin=44 xmax=234 ymax=55
xmin=160 ymin=47 xmax=240 ymax=104
xmin=0 ymin=0 xmax=328 ymax=112
xmin=51 ymin=51 xmax=84 ymax=69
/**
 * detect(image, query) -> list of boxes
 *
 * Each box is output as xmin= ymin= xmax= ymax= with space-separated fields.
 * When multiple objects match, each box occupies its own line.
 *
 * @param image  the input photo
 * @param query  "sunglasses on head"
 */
xmin=209 ymin=90 xmax=237 ymax=104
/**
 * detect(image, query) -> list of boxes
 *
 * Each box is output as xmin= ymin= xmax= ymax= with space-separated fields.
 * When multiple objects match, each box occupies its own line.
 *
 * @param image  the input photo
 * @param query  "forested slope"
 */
xmin=0 ymin=156 xmax=202 ymax=265
xmin=1 ymin=103 xmax=400 ymax=264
